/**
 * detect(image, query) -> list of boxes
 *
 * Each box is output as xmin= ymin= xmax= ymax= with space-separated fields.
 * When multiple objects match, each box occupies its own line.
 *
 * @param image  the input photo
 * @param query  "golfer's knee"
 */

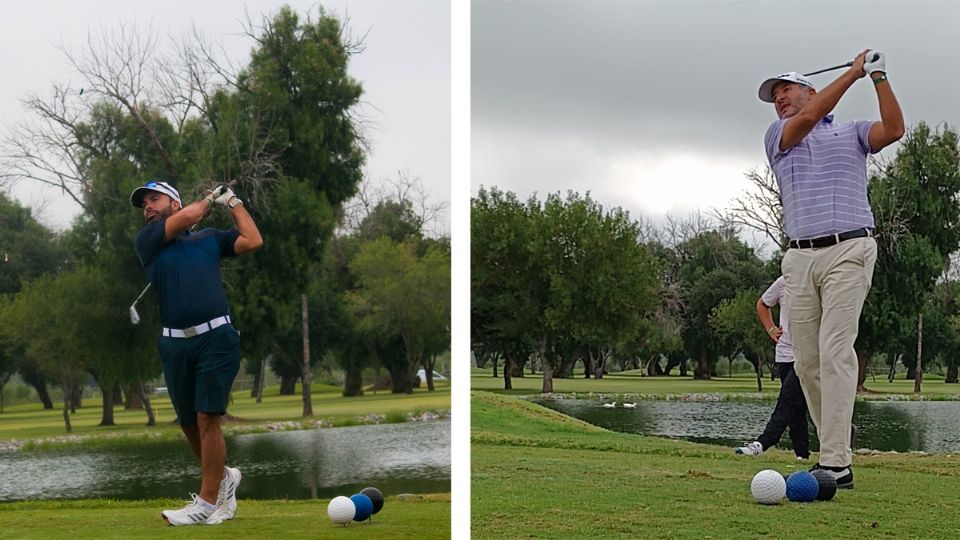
xmin=196 ymin=412 xmax=222 ymax=433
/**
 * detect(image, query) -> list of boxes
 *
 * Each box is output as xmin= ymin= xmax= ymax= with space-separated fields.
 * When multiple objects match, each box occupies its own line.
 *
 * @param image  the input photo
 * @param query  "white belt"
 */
xmin=163 ymin=316 xmax=231 ymax=338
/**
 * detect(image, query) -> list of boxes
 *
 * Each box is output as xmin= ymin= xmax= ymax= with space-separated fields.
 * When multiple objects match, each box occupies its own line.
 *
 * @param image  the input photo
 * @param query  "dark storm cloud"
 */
xmin=473 ymin=0 xmax=960 ymax=197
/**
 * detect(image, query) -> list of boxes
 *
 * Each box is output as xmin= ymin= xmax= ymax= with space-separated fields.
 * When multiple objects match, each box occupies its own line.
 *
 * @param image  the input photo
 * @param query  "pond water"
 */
xmin=0 ymin=419 xmax=450 ymax=502
xmin=536 ymin=399 xmax=960 ymax=453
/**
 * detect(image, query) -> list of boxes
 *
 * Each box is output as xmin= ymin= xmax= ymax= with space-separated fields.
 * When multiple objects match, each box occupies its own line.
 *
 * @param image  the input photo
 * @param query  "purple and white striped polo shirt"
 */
xmin=764 ymin=115 xmax=877 ymax=240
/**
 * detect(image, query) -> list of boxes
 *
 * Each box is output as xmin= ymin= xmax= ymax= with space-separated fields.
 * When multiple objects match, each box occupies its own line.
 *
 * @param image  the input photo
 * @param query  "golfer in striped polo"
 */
xmin=758 ymin=49 xmax=904 ymax=489
xmin=131 ymin=180 xmax=263 ymax=525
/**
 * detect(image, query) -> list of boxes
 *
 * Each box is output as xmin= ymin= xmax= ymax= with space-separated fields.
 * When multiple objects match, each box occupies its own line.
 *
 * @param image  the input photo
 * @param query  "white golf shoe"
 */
xmin=735 ymin=441 xmax=764 ymax=456
xmin=162 ymin=493 xmax=215 ymax=526
xmin=206 ymin=466 xmax=242 ymax=525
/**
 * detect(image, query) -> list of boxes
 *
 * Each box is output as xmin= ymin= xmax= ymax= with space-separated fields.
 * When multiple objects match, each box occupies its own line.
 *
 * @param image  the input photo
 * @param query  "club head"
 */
xmin=129 ymin=305 xmax=141 ymax=325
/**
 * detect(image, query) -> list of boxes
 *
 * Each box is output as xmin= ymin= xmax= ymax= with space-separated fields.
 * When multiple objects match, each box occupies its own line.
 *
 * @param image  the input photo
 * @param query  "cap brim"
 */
xmin=758 ymin=78 xmax=780 ymax=103
xmin=130 ymin=187 xmax=151 ymax=208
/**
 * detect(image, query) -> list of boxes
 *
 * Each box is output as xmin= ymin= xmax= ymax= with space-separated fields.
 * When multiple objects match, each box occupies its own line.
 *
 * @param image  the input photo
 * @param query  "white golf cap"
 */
xmin=130 ymin=180 xmax=182 ymax=208
xmin=758 ymin=72 xmax=815 ymax=103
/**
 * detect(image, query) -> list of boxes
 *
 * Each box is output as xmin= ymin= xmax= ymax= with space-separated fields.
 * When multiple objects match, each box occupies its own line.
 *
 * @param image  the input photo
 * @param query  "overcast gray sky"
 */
xmin=0 ymin=0 xmax=449 ymax=231
xmin=472 ymin=0 xmax=960 ymax=242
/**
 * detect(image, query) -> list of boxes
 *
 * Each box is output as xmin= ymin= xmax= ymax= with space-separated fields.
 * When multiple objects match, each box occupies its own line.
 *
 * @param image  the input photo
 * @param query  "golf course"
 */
xmin=472 ymin=372 xmax=960 ymax=539
xmin=0 ymin=383 xmax=451 ymax=538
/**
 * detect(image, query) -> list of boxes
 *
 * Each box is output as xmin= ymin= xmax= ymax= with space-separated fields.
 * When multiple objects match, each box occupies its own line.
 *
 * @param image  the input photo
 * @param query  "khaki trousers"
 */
xmin=781 ymin=237 xmax=877 ymax=467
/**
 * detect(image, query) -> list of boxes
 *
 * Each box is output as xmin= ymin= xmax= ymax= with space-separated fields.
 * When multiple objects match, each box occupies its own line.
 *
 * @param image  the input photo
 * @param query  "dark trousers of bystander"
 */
xmin=756 ymin=362 xmax=810 ymax=458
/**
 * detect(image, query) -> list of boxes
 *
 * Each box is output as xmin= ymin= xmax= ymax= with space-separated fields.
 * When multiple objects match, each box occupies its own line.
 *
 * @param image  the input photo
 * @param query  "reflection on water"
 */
xmin=536 ymin=399 xmax=960 ymax=453
xmin=0 ymin=419 xmax=450 ymax=502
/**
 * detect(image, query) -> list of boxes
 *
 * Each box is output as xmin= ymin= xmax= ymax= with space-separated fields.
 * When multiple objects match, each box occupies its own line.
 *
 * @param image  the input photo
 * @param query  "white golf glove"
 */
xmin=863 ymin=50 xmax=886 ymax=75
xmin=212 ymin=185 xmax=237 ymax=206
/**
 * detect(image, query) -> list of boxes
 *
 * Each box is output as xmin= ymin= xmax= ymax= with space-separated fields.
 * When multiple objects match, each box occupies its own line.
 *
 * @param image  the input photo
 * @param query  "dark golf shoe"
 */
xmin=809 ymin=463 xmax=853 ymax=489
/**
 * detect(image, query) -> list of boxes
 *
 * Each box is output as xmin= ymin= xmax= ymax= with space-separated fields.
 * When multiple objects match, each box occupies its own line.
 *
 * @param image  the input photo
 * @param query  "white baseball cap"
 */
xmin=130 ymin=180 xmax=182 ymax=208
xmin=758 ymin=72 xmax=815 ymax=103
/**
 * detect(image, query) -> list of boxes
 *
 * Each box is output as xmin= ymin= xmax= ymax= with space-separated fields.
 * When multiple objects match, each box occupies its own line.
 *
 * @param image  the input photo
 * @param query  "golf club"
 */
xmin=803 ymin=52 xmax=880 ymax=77
xmin=128 ymin=212 xmax=209 ymax=324
xmin=129 ymin=283 xmax=150 ymax=324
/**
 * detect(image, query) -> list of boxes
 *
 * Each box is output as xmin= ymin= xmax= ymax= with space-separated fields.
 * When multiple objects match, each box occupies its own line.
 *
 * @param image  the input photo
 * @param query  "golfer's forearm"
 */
xmin=756 ymin=301 xmax=776 ymax=331
xmin=875 ymin=81 xmax=905 ymax=140
xmin=231 ymin=205 xmax=263 ymax=253
xmin=800 ymin=70 xmax=859 ymax=123
xmin=164 ymin=200 xmax=210 ymax=240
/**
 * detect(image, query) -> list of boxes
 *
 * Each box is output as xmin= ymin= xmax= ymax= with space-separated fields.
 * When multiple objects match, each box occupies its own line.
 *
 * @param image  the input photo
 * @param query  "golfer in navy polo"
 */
xmin=759 ymin=49 xmax=903 ymax=490
xmin=131 ymin=180 xmax=262 ymax=526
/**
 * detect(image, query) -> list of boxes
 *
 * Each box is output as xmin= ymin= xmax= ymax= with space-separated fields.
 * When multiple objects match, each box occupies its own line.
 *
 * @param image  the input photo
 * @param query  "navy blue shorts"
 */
xmin=158 ymin=324 xmax=241 ymax=426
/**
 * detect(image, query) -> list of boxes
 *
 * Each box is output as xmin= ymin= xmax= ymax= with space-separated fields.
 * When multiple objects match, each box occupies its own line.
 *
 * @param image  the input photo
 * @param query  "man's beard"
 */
xmin=145 ymin=204 xmax=174 ymax=223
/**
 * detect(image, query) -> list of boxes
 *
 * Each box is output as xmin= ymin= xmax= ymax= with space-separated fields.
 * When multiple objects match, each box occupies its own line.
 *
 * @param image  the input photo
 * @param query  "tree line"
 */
xmin=0 ymin=6 xmax=450 ymax=429
xmin=472 ymin=122 xmax=960 ymax=394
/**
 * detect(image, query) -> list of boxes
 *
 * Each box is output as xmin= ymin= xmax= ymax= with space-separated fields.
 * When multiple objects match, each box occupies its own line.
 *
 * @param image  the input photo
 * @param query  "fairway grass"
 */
xmin=0 ymin=494 xmax=450 ymax=539
xmin=0 ymin=383 xmax=450 ymax=445
xmin=472 ymin=391 xmax=960 ymax=539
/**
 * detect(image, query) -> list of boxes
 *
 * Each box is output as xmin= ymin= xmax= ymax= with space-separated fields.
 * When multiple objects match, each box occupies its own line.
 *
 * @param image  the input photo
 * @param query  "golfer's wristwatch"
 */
xmin=228 ymin=196 xmax=243 ymax=208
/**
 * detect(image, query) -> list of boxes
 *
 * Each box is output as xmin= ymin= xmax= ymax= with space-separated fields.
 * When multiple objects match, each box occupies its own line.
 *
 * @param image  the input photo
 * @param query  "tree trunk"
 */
xmin=256 ymin=354 xmax=270 ymax=402
xmin=388 ymin=362 xmax=413 ymax=394
xmin=0 ymin=372 xmax=10 ymax=413
xmin=492 ymin=355 xmax=499 ymax=378
xmin=343 ymin=362 xmax=364 ymax=397
xmin=541 ymin=357 xmax=554 ymax=393
xmin=679 ymin=356 xmax=688 ymax=377
xmin=946 ymin=365 xmax=958 ymax=384
xmin=510 ymin=357 xmax=524 ymax=377
xmin=503 ymin=352 xmax=513 ymax=391
xmin=139 ymin=379 xmax=155 ymax=426
xmin=593 ymin=350 xmax=606 ymax=380
xmin=424 ymin=354 xmax=437 ymax=391
xmin=856 ymin=350 xmax=870 ymax=392
xmin=124 ymin=383 xmax=144 ymax=410
xmin=99 ymin=381 xmax=116 ymax=426
xmin=914 ymin=312 xmax=923 ymax=394
xmin=755 ymin=360 xmax=763 ymax=392
xmin=694 ymin=346 xmax=711 ymax=380
xmin=583 ymin=352 xmax=593 ymax=379
xmin=645 ymin=355 xmax=662 ymax=376
xmin=301 ymin=294 xmax=313 ymax=417
xmin=63 ymin=395 xmax=72 ymax=433
xmin=61 ymin=380 xmax=73 ymax=433
xmin=69 ymin=385 xmax=82 ymax=413
xmin=279 ymin=374 xmax=297 ymax=395
xmin=22 ymin=370 xmax=54 ymax=410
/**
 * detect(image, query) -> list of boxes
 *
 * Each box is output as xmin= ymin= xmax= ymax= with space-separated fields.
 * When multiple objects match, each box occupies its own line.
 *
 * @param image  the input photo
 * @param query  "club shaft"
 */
xmin=803 ymin=62 xmax=853 ymax=77
xmin=803 ymin=53 xmax=880 ymax=77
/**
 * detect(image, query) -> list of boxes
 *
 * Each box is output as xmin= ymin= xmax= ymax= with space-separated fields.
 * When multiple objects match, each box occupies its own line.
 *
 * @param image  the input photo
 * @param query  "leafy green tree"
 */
xmin=472 ymin=189 xmax=662 ymax=392
xmin=0 ymin=193 xmax=65 ymax=408
xmin=348 ymin=238 xmax=450 ymax=393
xmin=471 ymin=187 xmax=537 ymax=390
xmin=858 ymin=123 xmax=960 ymax=391
xmin=676 ymin=229 xmax=765 ymax=379
xmin=710 ymin=289 xmax=773 ymax=390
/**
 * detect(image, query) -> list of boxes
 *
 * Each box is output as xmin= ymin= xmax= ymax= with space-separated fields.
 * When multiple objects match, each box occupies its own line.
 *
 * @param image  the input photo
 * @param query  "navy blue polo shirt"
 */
xmin=135 ymin=219 xmax=240 ymax=329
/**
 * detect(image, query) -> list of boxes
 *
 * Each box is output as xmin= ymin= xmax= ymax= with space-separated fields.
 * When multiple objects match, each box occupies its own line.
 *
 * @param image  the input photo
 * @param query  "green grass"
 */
xmin=0 ymin=494 xmax=450 ymax=539
xmin=0 ymin=382 xmax=450 ymax=444
xmin=471 ymin=390 xmax=960 ymax=539
xmin=471 ymin=367 xmax=960 ymax=399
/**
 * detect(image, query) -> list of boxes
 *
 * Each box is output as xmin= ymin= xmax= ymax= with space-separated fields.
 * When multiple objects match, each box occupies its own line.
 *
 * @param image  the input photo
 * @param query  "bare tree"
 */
xmin=339 ymin=170 xmax=449 ymax=239
xmin=714 ymin=166 xmax=787 ymax=251
xmin=660 ymin=210 xmax=718 ymax=248
xmin=1 ymin=20 xmax=285 ymax=215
